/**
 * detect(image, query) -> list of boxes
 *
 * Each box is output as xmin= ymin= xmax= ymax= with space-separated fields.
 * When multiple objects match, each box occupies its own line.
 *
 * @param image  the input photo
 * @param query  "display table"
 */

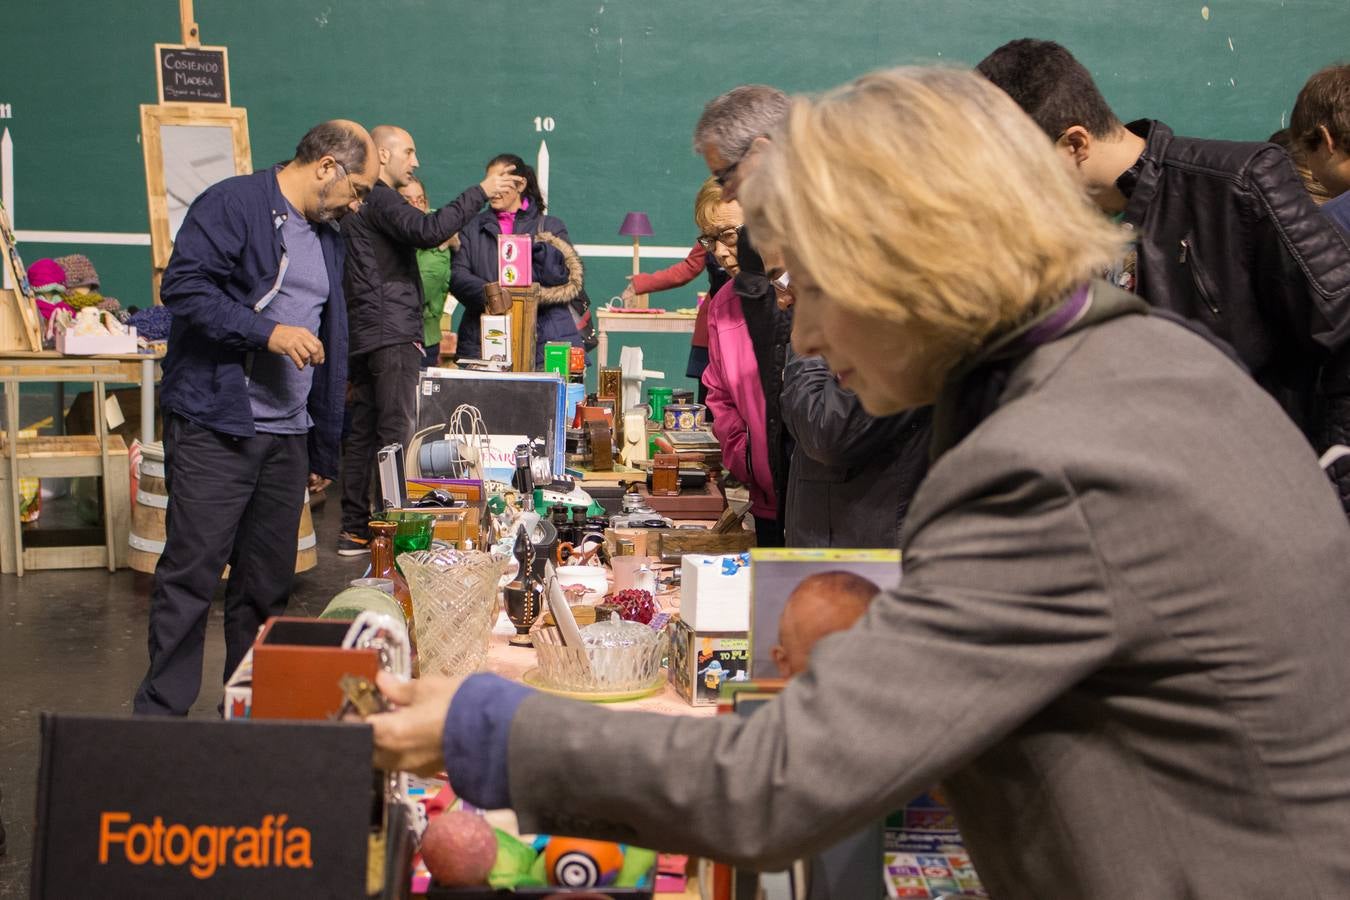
xmin=0 ymin=351 xmax=162 ymax=574
xmin=0 ymin=350 xmax=164 ymax=445
xmin=595 ymin=309 xmax=697 ymax=369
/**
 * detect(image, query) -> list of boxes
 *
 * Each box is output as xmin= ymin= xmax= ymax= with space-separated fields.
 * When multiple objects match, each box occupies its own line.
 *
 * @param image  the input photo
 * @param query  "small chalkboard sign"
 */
xmin=156 ymin=43 xmax=231 ymax=105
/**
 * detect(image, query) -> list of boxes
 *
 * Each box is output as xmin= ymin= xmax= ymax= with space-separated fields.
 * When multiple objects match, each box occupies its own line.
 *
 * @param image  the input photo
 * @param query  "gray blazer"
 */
xmin=506 ymin=286 xmax=1350 ymax=899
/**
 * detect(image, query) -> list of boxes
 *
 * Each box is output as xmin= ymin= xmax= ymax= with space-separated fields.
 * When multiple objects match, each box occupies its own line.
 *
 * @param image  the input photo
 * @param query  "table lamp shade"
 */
xmin=618 ymin=212 xmax=654 ymax=237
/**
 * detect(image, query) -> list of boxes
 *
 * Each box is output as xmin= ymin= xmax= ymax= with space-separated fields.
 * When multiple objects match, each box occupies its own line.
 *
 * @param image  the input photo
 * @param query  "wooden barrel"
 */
xmin=129 ymin=441 xmax=317 ymax=575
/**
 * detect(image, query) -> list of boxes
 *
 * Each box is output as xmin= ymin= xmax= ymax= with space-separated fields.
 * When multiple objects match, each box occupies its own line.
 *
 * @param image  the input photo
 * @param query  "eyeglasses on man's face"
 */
xmin=334 ymin=161 xmax=370 ymax=207
xmin=697 ymin=225 xmax=742 ymax=252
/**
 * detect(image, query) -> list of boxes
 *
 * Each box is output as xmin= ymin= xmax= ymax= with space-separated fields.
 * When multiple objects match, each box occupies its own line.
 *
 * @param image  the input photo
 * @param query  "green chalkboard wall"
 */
xmin=3 ymin=0 xmax=1347 ymax=393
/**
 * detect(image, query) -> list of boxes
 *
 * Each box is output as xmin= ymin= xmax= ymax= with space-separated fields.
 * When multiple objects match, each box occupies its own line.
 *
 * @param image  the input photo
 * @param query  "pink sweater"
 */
xmin=701 ymin=281 xmax=776 ymax=518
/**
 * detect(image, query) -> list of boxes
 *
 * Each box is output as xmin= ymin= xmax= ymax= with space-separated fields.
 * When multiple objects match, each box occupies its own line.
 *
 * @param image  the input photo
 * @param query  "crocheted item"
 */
xmin=55 ymin=253 xmax=99 ymax=289
xmin=26 ymin=258 xmax=67 ymax=293
xmin=129 ymin=305 xmax=173 ymax=341
xmin=66 ymin=290 xmax=105 ymax=309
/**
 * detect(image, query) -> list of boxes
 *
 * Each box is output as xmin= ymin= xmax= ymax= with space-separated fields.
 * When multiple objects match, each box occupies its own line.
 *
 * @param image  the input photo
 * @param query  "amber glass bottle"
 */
xmin=365 ymin=520 xmax=420 ymax=676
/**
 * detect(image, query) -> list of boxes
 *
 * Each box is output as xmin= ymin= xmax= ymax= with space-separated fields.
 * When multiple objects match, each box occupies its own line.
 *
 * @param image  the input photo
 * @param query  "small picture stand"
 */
xmin=543 ymin=561 xmax=587 ymax=650
xmin=0 ymin=199 xmax=43 ymax=351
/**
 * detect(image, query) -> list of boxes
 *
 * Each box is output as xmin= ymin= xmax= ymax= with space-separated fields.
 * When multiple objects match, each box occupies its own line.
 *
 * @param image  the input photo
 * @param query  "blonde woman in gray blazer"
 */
xmin=369 ymin=68 xmax=1350 ymax=899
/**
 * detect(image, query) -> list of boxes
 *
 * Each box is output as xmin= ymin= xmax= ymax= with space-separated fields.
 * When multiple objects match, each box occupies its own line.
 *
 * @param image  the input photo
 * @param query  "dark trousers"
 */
xmin=340 ymin=343 xmax=423 ymax=534
xmin=133 ymin=415 xmax=307 ymax=715
xmin=754 ymin=515 xmax=786 ymax=548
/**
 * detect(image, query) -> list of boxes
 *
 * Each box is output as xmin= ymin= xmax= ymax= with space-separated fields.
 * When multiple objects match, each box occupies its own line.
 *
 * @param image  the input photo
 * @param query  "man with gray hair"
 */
xmin=696 ymin=86 xmax=932 ymax=548
xmin=693 ymin=84 xmax=791 ymax=203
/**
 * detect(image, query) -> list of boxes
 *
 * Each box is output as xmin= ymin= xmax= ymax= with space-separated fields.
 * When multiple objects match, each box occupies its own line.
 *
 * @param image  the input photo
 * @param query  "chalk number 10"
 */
xmin=534 ymin=116 xmax=556 ymax=132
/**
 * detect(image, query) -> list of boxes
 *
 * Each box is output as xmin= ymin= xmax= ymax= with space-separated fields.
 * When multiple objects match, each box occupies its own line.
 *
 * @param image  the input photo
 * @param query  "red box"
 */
xmin=250 ymin=617 xmax=380 ymax=720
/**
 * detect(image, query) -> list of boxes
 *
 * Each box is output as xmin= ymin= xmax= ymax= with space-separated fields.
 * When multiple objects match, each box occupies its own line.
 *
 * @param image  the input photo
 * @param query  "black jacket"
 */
xmin=450 ymin=202 xmax=582 ymax=363
xmin=733 ymin=229 xmax=793 ymax=512
xmin=342 ymin=180 xmax=486 ymax=356
xmin=1119 ymin=120 xmax=1350 ymax=431
xmin=782 ymin=352 xmax=931 ymax=547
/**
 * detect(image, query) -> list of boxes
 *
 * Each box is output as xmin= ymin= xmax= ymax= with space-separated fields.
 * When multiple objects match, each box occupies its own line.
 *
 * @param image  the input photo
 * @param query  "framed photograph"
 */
xmin=747 ymin=548 xmax=902 ymax=678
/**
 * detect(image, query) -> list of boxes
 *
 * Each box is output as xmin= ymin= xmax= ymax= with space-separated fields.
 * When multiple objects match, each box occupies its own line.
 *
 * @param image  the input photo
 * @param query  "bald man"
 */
xmin=771 ymin=571 xmax=881 ymax=678
xmin=137 ymin=121 xmax=379 ymax=715
xmin=337 ymin=126 xmax=520 ymax=554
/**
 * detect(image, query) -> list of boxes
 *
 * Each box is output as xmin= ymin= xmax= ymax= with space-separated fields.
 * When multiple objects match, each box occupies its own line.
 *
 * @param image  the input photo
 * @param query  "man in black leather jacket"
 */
xmin=337 ymin=126 xmax=519 ymax=554
xmin=781 ymin=350 xmax=931 ymax=547
xmin=978 ymin=39 xmax=1350 ymax=441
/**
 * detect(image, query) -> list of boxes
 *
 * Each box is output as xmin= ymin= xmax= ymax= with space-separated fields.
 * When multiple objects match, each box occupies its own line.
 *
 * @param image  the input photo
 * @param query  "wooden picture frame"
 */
xmin=140 ymin=104 xmax=251 ymax=271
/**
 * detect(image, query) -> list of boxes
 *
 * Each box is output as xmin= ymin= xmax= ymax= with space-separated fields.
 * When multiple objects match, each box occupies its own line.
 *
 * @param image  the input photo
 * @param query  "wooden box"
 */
xmin=384 ymin=505 xmax=480 ymax=547
xmin=635 ymin=480 xmax=724 ymax=520
xmin=250 ymin=617 xmax=380 ymax=720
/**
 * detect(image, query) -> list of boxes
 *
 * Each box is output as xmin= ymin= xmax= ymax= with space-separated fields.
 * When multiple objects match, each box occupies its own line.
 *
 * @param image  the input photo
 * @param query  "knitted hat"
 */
xmin=55 ymin=253 xmax=99 ymax=289
xmin=26 ymin=258 xmax=67 ymax=293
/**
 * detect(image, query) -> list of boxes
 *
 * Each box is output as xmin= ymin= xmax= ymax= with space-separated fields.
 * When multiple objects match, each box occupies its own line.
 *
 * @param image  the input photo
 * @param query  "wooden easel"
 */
xmin=144 ymin=0 xmax=250 ymax=301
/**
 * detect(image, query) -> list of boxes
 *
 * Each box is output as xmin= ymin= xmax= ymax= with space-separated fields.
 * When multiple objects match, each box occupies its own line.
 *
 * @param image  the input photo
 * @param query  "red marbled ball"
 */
xmin=421 ymin=809 xmax=498 ymax=886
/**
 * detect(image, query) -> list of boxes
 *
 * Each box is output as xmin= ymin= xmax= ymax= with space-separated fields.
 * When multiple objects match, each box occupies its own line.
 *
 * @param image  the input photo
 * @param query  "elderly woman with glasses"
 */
xmin=696 ymin=184 xmax=788 ymax=546
xmin=368 ymin=68 xmax=1350 ymax=899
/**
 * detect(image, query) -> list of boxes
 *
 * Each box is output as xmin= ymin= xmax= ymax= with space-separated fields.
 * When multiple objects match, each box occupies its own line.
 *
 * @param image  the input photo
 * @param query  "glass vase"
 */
xmin=398 ymin=547 xmax=502 ymax=677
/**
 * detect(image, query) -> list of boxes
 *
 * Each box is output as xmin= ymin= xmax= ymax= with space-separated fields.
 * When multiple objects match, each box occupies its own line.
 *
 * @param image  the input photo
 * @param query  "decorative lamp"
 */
xmin=618 ymin=212 xmax=654 ymax=308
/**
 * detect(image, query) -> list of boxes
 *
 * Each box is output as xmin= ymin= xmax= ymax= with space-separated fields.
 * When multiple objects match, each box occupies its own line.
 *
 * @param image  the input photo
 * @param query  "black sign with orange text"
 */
xmin=32 ymin=714 xmax=371 ymax=898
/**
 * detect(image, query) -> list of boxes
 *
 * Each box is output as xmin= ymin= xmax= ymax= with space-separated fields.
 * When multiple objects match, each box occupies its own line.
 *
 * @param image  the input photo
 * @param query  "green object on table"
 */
xmin=318 ymin=586 xmax=404 ymax=622
xmin=615 ymin=845 xmax=657 ymax=888
xmin=543 ymin=341 xmax=571 ymax=378
xmin=377 ymin=511 xmax=435 ymax=563
xmin=528 ymin=845 xmax=548 ymax=885
xmin=487 ymin=494 xmax=508 ymax=516
xmin=488 ymin=828 xmax=544 ymax=889
xmin=648 ymin=386 xmax=673 ymax=424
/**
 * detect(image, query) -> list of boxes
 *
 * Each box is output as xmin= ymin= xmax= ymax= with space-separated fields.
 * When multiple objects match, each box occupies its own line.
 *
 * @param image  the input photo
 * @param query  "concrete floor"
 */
xmin=0 ymin=488 xmax=368 ymax=897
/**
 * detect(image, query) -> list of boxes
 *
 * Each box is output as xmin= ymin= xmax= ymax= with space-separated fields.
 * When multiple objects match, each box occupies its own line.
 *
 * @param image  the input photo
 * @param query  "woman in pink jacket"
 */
xmin=700 ymin=193 xmax=783 ymax=545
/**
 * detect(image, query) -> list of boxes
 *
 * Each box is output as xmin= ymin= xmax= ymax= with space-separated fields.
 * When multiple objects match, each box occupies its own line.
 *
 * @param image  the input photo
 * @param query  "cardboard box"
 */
xmin=680 ymin=554 xmax=751 ymax=632
xmin=223 ymin=649 xmax=253 ymax=720
xmin=55 ymin=325 xmax=138 ymax=355
xmin=667 ymin=617 xmax=750 ymax=706
xmin=250 ymin=617 xmax=380 ymax=720
xmin=498 ymin=233 xmax=533 ymax=286
xmin=481 ymin=314 xmax=511 ymax=364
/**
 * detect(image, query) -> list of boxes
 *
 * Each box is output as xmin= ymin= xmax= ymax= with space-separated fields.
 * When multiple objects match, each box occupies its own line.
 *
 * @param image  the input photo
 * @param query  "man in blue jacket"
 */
xmin=133 ymin=120 xmax=378 ymax=716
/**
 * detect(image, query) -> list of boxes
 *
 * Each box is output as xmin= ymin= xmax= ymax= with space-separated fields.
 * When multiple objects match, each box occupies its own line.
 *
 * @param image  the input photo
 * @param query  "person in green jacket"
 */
xmin=398 ymin=177 xmax=458 ymax=367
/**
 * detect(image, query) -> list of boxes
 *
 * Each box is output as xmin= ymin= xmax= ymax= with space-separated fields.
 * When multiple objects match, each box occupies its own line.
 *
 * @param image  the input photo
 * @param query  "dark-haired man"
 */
xmin=134 ymin=120 xmax=378 ymax=715
xmin=978 ymin=39 xmax=1350 ymax=441
xmin=1292 ymin=63 xmax=1350 ymax=233
xmin=337 ymin=126 xmax=520 ymax=555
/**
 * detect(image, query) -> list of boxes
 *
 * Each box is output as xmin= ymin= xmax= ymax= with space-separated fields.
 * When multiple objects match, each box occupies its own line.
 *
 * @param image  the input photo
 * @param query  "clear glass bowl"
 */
xmin=533 ymin=624 xmax=666 ymax=692
xmin=398 ymin=547 xmax=502 ymax=677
